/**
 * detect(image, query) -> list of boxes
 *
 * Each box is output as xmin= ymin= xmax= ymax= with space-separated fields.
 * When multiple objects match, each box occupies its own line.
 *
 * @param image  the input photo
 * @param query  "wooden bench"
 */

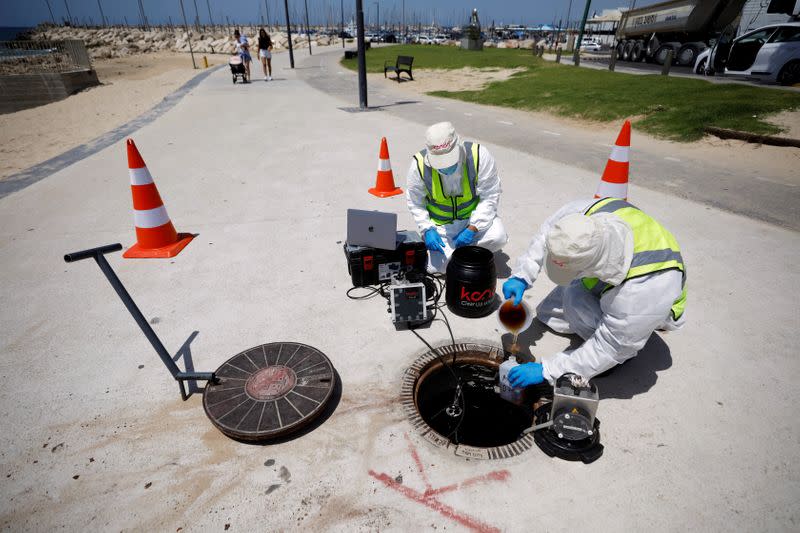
xmin=384 ymin=55 xmax=414 ymax=81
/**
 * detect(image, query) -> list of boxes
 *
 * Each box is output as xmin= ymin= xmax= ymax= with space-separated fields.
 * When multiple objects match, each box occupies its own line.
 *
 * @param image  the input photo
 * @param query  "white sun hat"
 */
xmin=544 ymin=213 xmax=634 ymax=286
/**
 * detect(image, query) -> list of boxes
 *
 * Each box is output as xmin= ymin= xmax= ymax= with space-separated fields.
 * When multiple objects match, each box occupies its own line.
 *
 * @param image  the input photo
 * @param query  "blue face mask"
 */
xmin=437 ymin=163 xmax=459 ymax=175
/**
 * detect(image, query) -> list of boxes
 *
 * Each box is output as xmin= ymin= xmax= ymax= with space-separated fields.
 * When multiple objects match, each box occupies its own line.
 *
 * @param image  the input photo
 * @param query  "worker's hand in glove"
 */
xmin=508 ymin=362 xmax=544 ymax=388
xmin=453 ymin=227 xmax=477 ymax=248
xmin=424 ymin=228 xmax=445 ymax=254
xmin=502 ymin=277 xmax=528 ymax=306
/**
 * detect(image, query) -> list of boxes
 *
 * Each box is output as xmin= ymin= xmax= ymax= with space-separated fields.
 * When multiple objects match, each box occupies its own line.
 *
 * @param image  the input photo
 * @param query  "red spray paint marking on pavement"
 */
xmin=404 ymin=432 xmax=432 ymax=491
xmin=369 ymin=433 xmax=509 ymax=533
xmin=423 ymin=470 xmax=510 ymax=498
xmin=369 ymin=470 xmax=501 ymax=533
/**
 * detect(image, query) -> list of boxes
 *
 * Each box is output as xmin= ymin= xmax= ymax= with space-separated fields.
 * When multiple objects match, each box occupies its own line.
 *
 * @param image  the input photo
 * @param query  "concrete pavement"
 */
xmin=0 ymin=46 xmax=799 ymax=531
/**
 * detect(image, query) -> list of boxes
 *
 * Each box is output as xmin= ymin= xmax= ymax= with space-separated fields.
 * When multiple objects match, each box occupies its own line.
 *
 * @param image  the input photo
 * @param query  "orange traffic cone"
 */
xmin=369 ymin=137 xmax=403 ymax=198
xmin=595 ymin=120 xmax=630 ymax=200
xmin=123 ymin=139 xmax=194 ymax=259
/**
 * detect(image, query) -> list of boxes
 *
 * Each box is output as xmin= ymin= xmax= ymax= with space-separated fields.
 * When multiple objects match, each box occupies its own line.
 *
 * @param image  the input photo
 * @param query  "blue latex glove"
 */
xmin=508 ymin=362 xmax=545 ymax=388
xmin=502 ymin=277 xmax=528 ymax=306
xmin=453 ymin=227 xmax=476 ymax=248
xmin=424 ymin=228 xmax=445 ymax=254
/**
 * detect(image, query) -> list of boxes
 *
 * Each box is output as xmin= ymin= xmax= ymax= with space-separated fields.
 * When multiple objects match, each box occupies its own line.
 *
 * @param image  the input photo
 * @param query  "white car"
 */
xmin=418 ymin=35 xmax=434 ymax=45
xmin=693 ymin=47 xmax=713 ymax=75
xmin=580 ymin=39 xmax=602 ymax=52
xmin=432 ymin=34 xmax=449 ymax=45
xmin=695 ymin=22 xmax=800 ymax=85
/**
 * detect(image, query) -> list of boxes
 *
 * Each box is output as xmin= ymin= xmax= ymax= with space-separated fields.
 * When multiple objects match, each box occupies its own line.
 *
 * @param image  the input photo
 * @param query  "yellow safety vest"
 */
xmin=413 ymin=142 xmax=480 ymax=225
xmin=582 ymin=198 xmax=687 ymax=320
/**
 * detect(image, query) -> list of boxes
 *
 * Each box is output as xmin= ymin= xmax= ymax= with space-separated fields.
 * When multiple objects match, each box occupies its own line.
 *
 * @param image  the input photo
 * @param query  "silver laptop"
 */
xmin=346 ymin=209 xmax=397 ymax=250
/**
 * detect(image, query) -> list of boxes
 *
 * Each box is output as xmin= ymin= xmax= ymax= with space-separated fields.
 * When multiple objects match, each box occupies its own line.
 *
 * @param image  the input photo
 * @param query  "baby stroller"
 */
xmin=229 ymin=55 xmax=248 ymax=84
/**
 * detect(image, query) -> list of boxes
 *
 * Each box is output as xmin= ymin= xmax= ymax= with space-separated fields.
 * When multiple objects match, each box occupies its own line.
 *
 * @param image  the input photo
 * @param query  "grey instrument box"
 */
xmin=389 ymin=282 xmax=428 ymax=324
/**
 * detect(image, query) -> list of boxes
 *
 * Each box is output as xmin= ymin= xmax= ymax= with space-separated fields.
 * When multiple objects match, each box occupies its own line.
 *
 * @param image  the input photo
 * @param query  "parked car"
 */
xmin=432 ymin=34 xmax=448 ymax=44
xmin=695 ymin=23 xmax=800 ymax=85
xmin=579 ymin=39 xmax=602 ymax=52
xmin=693 ymin=47 xmax=713 ymax=74
xmin=418 ymin=35 xmax=434 ymax=45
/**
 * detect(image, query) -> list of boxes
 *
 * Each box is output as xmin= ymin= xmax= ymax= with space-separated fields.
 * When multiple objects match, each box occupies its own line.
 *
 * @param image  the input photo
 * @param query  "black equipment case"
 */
xmin=344 ymin=230 xmax=427 ymax=287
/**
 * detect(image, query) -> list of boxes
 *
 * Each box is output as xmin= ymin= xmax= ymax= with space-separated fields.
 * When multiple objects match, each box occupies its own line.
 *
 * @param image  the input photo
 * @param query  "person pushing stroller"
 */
xmin=233 ymin=29 xmax=252 ymax=81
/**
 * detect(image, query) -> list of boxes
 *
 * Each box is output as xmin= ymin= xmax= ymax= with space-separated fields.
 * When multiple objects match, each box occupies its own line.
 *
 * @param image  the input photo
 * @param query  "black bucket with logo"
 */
xmin=446 ymin=245 xmax=497 ymax=318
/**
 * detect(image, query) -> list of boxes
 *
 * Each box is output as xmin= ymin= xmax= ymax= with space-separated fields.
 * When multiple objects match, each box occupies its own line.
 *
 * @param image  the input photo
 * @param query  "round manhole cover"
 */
xmin=204 ymin=342 xmax=335 ymax=441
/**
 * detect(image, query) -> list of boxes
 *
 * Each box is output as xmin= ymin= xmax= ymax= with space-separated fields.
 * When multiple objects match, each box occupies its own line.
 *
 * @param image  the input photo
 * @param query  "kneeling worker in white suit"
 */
xmin=406 ymin=122 xmax=508 ymax=273
xmin=501 ymin=197 xmax=687 ymax=388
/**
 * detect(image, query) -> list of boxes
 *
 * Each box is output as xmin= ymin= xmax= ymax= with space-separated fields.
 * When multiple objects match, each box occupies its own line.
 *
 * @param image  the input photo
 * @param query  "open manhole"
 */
xmin=402 ymin=342 xmax=541 ymax=460
xmin=203 ymin=342 xmax=335 ymax=442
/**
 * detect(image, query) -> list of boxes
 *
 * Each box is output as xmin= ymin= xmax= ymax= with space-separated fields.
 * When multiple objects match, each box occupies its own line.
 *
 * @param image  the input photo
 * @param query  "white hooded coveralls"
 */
xmin=511 ymin=199 xmax=686 ymax=383
xmin=406 ymin=144 xmax=508 ymax=272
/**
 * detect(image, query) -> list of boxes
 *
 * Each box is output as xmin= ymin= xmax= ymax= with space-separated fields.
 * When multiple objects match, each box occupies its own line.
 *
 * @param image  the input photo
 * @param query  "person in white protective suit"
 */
xmin=406 ymin=122 xmax=508 ymax=273
xmin=501 ymin=197 xmax=687 ymax=389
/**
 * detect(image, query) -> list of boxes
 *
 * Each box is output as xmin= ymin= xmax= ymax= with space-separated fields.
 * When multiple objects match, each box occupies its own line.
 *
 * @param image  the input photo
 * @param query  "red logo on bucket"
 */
xmin=460 ymin=286 xmax=494 ymax=304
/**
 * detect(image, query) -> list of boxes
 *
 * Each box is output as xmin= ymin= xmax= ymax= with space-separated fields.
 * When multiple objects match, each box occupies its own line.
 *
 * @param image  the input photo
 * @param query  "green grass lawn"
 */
xmin=342 ymin=45 xmax=800 ymax=141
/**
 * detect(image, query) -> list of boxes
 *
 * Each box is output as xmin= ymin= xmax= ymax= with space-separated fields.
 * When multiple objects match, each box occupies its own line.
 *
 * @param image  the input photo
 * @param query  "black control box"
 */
xmin=344 ymin=231 xmax=427 ymax=287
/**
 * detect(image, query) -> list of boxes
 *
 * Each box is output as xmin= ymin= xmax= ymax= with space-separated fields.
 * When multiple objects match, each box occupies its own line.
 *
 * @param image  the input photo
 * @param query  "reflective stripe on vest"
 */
xmin=581 ymin=197 xmax=687 ymax=320
xmin=414 ymin=142 xmax=480 ymax=225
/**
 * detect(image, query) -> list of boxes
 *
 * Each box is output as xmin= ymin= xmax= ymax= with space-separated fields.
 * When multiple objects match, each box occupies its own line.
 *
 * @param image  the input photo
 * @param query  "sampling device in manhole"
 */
xmin=404 ymin=343 xmax=604 ymax=463
xmin=495 ymin=302 xmax=603 ymax=462
xmin=402 ymin=343 xmax=541 ymax=460
xmin=525 ymin=373 xmax=604 ymax=463
xmin=64 ymin=243 xmax=337 ymax=442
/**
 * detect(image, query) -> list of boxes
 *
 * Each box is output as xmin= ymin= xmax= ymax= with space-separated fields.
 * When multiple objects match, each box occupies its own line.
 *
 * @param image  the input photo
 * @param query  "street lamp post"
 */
xmin=304 ymin=0 xmax=312 ymax=55
xmin=574 ymin=0 xmax=592 ymax=62
xmin=178 ymin=0 xmax=197 ymax=69
xmin=284 ymin=0 xmax=295 ymax=68
xmin=356 ymin=0 xmax=367 ymax=109
xmin=341 ymin=0 xmax=345 ymax=48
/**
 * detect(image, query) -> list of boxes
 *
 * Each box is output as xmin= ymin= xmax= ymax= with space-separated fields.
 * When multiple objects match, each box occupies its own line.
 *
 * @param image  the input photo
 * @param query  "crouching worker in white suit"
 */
xmin=501 ymin=197 xmax=687 ymax=388
xmin=406 ymin=122 xmax=508 ymax=273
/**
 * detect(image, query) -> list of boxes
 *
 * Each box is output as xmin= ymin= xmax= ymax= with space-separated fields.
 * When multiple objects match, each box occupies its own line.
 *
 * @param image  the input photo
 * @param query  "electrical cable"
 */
xmin=345 ymin=269 xmax=466 ymax=426
xmin=345 ymin=282 xmax=390 ymax=300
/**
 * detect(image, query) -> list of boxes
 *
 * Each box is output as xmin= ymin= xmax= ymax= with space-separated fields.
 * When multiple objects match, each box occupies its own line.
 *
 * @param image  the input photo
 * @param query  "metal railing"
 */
xmin=0 ymin=40 xmax=92 ymax=75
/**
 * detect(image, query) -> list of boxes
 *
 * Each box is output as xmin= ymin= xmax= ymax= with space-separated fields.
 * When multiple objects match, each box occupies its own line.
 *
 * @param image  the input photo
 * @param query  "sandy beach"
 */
xmin=0 ymin=52 xmax=202 ymax=181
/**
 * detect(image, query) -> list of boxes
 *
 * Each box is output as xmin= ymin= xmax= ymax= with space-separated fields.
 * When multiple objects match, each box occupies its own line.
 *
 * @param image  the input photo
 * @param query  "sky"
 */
xmin=0 ymin=0 xmax=662 ymax=28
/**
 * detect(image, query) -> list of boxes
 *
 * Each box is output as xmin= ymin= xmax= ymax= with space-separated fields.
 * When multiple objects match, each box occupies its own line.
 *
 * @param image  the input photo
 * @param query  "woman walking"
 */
xmin=258 ymin=28 xmax=273 ymax=81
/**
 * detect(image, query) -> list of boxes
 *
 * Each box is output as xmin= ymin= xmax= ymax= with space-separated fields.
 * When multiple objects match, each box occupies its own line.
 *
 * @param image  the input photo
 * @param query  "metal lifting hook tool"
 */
xmin=64 ymin=243 xmax=216 ymax=400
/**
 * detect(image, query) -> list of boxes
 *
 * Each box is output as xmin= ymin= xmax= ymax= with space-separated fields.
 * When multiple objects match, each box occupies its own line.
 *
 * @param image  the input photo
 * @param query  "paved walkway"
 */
xmin=297 ymin=47 xmax=800 ymax=230
xmin=0 ymin=46 xmax=798 ymax=531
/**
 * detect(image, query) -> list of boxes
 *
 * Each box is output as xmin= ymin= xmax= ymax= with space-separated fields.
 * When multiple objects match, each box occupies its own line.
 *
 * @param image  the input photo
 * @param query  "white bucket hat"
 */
xmin=544 ymin=213 xmax=634 ymax=286
xmin=424 ymin=122 xmax=462 ymax=169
